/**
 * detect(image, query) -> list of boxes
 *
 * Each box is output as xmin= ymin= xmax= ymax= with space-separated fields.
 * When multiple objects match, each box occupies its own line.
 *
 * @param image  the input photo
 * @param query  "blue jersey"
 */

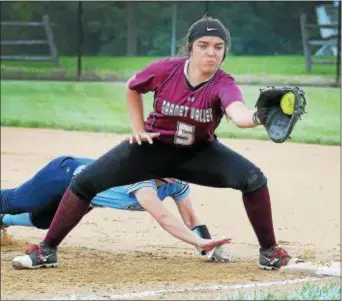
xmin=74 ymin=158 xmax=191 ymax=211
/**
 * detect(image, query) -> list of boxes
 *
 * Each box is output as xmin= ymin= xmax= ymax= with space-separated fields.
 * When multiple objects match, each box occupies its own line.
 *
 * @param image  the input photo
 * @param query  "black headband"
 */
xmin=188 ymin=20 xmax=227 ymax=45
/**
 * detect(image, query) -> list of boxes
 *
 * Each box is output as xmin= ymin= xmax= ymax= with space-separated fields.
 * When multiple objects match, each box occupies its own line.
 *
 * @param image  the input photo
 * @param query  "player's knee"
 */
xmin=70 ymin=173 xmax=96 ymax=203
xmin=30 ymin=212 xmax=52 ymax=230
xmin=242 ymin=168 xmax=267 ymax=194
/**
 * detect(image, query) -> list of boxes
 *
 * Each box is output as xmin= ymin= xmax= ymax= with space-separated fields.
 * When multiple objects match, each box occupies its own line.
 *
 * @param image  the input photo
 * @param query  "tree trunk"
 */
xmin=126 ymin=2 xmax=137 ymax=56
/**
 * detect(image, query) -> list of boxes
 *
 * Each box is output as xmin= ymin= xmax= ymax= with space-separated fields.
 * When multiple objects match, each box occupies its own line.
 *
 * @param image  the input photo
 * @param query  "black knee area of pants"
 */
xmin=69 ymin=174 xmax=95 ymax=204
xmin=30 ymin=201 xmax=59 ymax=229
xmin=30 ymin=211 xmax=54 ymax=230
xmin=242 ymin=169 xmax=267 ymax=194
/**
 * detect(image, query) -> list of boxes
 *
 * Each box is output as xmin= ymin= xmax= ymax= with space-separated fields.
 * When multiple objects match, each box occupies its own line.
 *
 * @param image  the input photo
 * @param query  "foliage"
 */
xmin=1 ymin=1 xmax=320 ymax=56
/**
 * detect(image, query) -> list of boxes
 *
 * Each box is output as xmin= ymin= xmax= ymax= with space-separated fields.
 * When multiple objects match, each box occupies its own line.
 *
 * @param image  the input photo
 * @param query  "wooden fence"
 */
xmin=1 ymin=15 xmax=59 ymax=66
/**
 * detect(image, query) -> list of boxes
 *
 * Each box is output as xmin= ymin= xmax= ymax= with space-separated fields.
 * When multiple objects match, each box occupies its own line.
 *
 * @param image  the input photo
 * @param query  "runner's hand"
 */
xmin=198 ymin=237 xmax=231 ymax=253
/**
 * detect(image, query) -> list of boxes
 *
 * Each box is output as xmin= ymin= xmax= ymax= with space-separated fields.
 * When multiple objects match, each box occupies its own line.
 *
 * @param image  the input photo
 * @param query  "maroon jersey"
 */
xmin=128 ymin=57 xmax=244 ymax=146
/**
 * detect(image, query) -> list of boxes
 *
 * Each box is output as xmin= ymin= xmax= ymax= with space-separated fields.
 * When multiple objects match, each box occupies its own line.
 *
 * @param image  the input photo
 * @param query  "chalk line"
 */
xmin=49 ymin=276 xmax=331 ymax=300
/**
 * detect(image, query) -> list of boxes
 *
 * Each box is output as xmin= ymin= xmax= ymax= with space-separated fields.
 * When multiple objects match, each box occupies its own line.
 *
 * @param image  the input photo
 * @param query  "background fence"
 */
xmin=0 ymin=1 xmax=341 ymax=84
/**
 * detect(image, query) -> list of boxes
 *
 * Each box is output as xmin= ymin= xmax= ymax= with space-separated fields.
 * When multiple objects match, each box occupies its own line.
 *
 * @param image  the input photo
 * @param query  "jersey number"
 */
xmin=174 ymin=122 xmax=195 ymax=146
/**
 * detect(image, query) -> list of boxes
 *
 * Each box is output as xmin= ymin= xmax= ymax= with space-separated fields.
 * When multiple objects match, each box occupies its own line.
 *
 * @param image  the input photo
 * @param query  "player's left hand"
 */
xmin=205 ymin=245 xmax=231 ymax=262
xmin=254 ymin=86 xmax=307 ymax=143
xmin=198 ymin=237 xmax=231 ymax=253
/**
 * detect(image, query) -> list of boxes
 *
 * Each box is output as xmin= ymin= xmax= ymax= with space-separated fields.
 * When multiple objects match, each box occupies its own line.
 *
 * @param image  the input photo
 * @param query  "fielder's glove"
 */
xmin=254 ymin=86 xmax=307 ymax=143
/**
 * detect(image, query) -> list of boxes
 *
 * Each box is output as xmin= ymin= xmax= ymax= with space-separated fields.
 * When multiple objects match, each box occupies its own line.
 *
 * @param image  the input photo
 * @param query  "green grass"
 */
xmin=220 ymin=283 xmax=341 ymax=300
xmin=1 ymin=55 xmax=338 ymax=82
xmin=1 ymin=80 xmax=340 ymax=145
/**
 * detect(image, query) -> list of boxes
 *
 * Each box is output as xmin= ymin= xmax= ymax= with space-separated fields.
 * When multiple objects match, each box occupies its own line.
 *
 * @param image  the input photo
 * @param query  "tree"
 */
xmin=1 ymin=1 xmax=318 ymax=56
xmin=126 ymin=1 xmax=137 ymax=56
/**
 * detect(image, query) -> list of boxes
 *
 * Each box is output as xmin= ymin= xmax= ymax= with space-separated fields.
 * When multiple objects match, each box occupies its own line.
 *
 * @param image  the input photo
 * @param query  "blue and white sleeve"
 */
xmin=171 ymin=182 xmax=191 ymax=201
xmin=126 ymin=180 xmax=158 ymax=195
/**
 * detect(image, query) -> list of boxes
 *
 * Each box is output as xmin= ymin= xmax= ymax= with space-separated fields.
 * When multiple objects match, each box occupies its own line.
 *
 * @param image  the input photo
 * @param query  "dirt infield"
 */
xmin=1 ymin=127 xmax=340 ymax=300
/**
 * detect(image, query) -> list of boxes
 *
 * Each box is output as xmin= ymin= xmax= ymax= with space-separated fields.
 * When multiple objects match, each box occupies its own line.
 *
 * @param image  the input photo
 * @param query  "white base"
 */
xmin=280 ymin=261 xmax=340 ymax=277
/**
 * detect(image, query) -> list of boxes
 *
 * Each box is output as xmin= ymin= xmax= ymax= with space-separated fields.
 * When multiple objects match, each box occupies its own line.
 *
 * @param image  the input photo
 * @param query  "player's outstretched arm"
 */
xmin=134 ymin=187 xmax=230 ymax=251
xmin=174 ymin=196 xmax=202 ymax=229
xmin=175 ymin=195 xmax=212 ymax=254
xmin=175 ymin=195 xmax=232 ymax=262
xmin=225 ymin=102 xmax=261 ymax=128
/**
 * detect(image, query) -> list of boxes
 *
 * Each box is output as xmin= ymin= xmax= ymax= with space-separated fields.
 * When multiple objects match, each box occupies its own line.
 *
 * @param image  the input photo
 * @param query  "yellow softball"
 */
xmin=280 ymin=92 xmax=295 ymax=115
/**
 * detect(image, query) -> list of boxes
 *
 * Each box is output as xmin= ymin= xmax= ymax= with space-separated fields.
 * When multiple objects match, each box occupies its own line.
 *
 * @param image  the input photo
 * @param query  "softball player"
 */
xmin=14 ymin=15 xmax=299 ymax=270
xmin=3 ymin=156 xmax=230 ymax=268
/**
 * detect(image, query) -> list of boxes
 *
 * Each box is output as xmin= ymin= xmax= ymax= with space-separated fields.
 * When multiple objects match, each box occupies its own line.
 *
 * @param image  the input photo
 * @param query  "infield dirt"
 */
xmin=1 ymin=127 xmax=340 ymax=300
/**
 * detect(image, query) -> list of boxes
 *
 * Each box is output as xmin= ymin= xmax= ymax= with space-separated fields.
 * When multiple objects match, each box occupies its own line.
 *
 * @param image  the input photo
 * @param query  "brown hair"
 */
xmin=178 ymin=15 xmax=231 ymax=61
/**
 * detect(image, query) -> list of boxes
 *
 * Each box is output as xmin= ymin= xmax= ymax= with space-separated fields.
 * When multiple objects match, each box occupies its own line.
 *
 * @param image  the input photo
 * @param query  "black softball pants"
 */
xmin=71 ymin=139 xmax=267 ymax=201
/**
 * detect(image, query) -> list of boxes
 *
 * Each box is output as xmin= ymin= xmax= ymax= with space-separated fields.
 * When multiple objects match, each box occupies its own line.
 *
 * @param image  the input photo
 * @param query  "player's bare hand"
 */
xmin=205 ymin=245 xmax=231 ymax=262
xmin=129 ymin=132 xmax=160 ymax=145
xmin=198 ymin=237 xmax=231 ymax=253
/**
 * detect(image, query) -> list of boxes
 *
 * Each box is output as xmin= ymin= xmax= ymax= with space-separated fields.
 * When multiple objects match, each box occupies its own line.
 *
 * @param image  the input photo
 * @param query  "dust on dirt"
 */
xmin=1 ymin=127 xmax=340 ymax=300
